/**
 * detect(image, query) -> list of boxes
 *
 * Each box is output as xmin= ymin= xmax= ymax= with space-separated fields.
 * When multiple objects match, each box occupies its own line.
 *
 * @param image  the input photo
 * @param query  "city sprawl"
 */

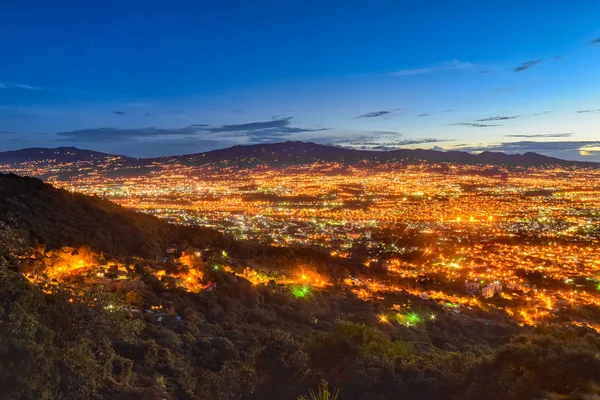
xmin=3 ymin=152 xmax=600 ymax=332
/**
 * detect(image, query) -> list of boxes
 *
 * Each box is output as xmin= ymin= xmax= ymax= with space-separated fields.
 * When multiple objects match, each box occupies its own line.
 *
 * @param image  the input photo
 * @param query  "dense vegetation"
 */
xmin=0 ymin=173 xmax=228 ymax=258
xmin=1 ymin=173 xmax=600 ymax=399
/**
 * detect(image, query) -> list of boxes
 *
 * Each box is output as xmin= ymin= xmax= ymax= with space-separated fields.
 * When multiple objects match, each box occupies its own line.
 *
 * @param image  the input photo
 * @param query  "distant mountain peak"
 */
xmin=0 ymin=141 xmax=596 ymax=167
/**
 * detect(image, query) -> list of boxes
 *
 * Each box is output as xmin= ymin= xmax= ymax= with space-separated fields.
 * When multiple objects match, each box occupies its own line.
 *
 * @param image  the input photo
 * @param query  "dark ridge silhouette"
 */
xmin=154 ymin=141 xmax=597 ymax=167
xmin=1 ymin=141 xmax=597 ymax=167
xmin=0 ymin=173 xmax=225 ymax=257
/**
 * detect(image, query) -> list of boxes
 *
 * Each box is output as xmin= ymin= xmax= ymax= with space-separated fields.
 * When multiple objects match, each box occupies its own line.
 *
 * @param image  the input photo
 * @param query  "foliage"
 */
xmin=0 ymin=173 xmax=224 ymax=258
xmin=1 ymin=173 xmax=600 ymax=399
xmin=307 ymin=320 xmax=415 ymax=369
xmin=465 ymin=326 xmax=600 ymax=400
xmin=298 ymin=382 xmax=340 ymax=400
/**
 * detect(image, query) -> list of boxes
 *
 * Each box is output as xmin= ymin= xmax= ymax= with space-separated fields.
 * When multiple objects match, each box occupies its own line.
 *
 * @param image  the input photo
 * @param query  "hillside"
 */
xmin=0 ymin=173 xmax=224 ymax=258
xmin=0 ymin=174 xmax=599 ymax=400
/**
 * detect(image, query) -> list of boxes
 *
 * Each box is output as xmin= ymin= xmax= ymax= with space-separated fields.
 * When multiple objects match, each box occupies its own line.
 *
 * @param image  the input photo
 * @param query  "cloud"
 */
xmin=0 ymin=131 xmax=14 ymax=134
xmin=576 ymin=109 xmax=600 ymax=113
xmin=53 ymin=117 xmax=327 ymax=145
xmin=208 ymin=117 xmax=292 ymax=132
xmin=512 ymin=56 xmax=562 ymax=72
xmin=373 ymin=138 xmax=450 ymax=146
xmin=476 ymin=115 xmax=520 ymax=122
xmin=390 ymin=60 xmax=472 ymax=76
xmin=449 ymin=115 xmax=520 ymax=128
xmin=115 ymin=138 xmax=237 ymax=158
xmin=11 ymin=83 xmax=42 ymax=90
xmin=370 ymin=131 xmax=403 ymax=137
xmin=455 ymin=140 xmax=600 ymax=156
xmin=513 ymin=60 xmax=544 ymax=72
xmin=587 ymin=38 xmax=600 ymax=45
xmin=339 ymin=137 xmax=452 ymax=151
xmin=418 ymin=113 xmax=430 ymax=117
xmin=504 ymin=133 xmax=573 ymax=138
xmin=450 ymin=122 xmax=501 ymax=128
xmin=357 ymin=110 xmax=393 ymax=118
xmin=479 ymin=70 xmax=492 ymax=74
xmin=0 ymin=82 xmax=42 ymax=90
xmin=113 ymin=111 xmax=126 ymax=115
xmin=55 ymin=126 xmax=206 ymax=142
xmin=322 ymin=131 xmax=400 ymax=143
xmin=432 ymin=146 xmax=445 ymax=151
xmin=205 ymin=117 xmax=327 ymax=144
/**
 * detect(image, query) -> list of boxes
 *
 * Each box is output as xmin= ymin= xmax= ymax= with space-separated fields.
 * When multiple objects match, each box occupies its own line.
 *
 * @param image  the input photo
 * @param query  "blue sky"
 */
xmin=1 ymin=0 xmax=599 ymax=160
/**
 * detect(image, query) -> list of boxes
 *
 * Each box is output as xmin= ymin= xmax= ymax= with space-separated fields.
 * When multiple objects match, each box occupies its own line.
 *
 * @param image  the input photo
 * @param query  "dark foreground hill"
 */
xmin=0 ymin=174 xmax=599 ymax=400
xmin=0 ymin=173 xmax=227 ymax=258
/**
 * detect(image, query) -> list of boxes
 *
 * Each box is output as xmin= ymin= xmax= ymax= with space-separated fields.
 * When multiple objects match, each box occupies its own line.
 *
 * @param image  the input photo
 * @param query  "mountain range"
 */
xmin=0 ymin=141 xmax=597 ymax=167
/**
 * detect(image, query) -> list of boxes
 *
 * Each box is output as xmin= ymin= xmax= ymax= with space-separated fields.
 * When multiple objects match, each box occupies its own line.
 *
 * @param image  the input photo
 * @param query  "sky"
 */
xmin=1 ymin=0 xmax=600 ymax=161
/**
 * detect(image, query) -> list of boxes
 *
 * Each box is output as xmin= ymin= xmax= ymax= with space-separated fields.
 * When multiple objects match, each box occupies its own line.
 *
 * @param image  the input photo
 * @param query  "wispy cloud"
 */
xmin=113 ymin=111 xmax=126 ymax=115
xmin=476 ymin=115 xmax=520 ymax=122
xmin=207 ymin=117 xmax=293 ymax=132
xmin=206 ymin=118 xmax=327 ymax=140
xmin=334 ymin=137 xmax=452 ymax=151
xmin=352 ymin=138 xmax=449 ymax=146
xmin=450 ymin=122 xmax=501 ymax=128
xmin=455 ymin=141 xmax=600 ymax=157
xmin=54 ymin=117 xmax=327 ymax=145
xmin=55 ymin=126 xmax=204 ymax=142
xmin=418 ymin=113 xmax=430 ymax=117
xmin=11 ymin=83 xmax=42 ymax=90
xmin=390 ymin=60 xmax=472 ymax=76
xmin=450 ymin=115 xmax=520 ymax=128
xmin=587 ymin=37 xmax=600 ymax=45
xmin=504 ymin=133 xmax=573 ymax=138
xmin=513 ymin=60 xmax=544 ymax=72
xmin=357 ymin=110 xmax=393 ymax=118
xmin=512 ymin=56 xmax=562 ymax=73
xmin=576 ymin=109 xmax=600 ymax=113
xmin=0 ymin=82 xmax=43 ymax=90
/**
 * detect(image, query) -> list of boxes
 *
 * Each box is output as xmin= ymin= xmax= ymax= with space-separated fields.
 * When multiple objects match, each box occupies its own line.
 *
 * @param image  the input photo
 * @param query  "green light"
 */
xmin=596 ymin=283 xmax=600 ymax=291
xmin=406 ymin=313 xmax=420 ymax=323
xmin=213 ymin=264 xmax=220 ymax=271
xmin=291 ymin=285 xmax=310 ymax=299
